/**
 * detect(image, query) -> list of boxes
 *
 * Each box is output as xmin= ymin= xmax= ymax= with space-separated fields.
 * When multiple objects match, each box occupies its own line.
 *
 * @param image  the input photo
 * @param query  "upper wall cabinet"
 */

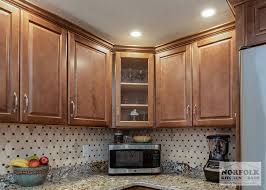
xmin=192 ymin=31 xmax=237 ymax=127
xmin=229 ymin=0 xmax=266 ymax=48
xmin=20 ymin=11 xmax=67 ymax=124
xmin=246 ymin=0 xmax=266 ymax=46
xmin=68 ymin=32 xmax=112 ymax=126
xmin=115 ymin=52 xmax=154 ymax=128
xmin=156 ymin=45 xmax=192 ymax=127
xmin=0 ymin=1 xmax=19 ymax=122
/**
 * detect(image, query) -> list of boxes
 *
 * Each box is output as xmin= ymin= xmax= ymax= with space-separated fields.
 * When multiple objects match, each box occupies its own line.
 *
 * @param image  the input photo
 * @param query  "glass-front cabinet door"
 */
xmin=115 ymin=52 xmax=154 ymax=128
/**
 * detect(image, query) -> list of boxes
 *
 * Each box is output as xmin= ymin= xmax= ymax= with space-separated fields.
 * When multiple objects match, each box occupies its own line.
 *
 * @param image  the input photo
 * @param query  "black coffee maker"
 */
xmin=203 ymin=134 xmax=230 ymax=183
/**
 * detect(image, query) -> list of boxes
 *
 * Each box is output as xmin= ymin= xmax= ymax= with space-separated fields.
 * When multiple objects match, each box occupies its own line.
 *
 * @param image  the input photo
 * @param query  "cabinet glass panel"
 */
xmin=121 ymin=107 xmax=148 ymax=121
xmin=121 ymin=58 xmax=148 ymax=83
xmin=120 ymin=57 xmax=148 ymax=122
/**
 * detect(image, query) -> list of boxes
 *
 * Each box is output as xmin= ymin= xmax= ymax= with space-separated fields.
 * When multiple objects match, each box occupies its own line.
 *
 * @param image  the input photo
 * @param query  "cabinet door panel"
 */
xmin=246 ymin=0 xmax=266 ymax=47
xmin=0 ymin=1 xmax=19 ymax=122
xmin=21 ymin=11 xmax=67 ymax=124
xmin=156 ymin=46 xmax=192 ymax=127
xmin=192 ymin=31 xmax=236 ymax=126
xmin=68 ymin=33 xmax=111 ymax=126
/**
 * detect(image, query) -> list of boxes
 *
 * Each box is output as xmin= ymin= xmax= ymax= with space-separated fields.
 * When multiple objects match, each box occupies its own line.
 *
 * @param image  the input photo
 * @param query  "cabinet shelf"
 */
xmin=121 ymin=82 xmax=148 ymax=91
xmin=121 ymin=104 xmax=148 ymax=108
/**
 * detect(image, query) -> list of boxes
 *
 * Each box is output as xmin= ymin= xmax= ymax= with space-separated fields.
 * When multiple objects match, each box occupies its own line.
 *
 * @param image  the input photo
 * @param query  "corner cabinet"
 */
xmin=192 ymin=31 xmax=237 ymax=127
xmin=0 ymin=1 xmax=19 ymax=122
xmin=20 ymin=11 xmax=67 ymax=124
xmin=115 ymin=52 xmax=154 ymax=128
xmin=156 ymin=45 xmax=192 ymax=127
xmin=68 ymin=32 xmax=112 ymax=126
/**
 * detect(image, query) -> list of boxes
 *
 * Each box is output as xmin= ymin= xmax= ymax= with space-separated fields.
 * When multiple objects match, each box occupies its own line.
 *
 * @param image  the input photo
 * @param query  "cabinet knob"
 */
xmin=13 ymin=92 xmax=18 ymax=113
xmin=23 ymin=94 xmax=29 ymax=113
xmin=70 ymin=101 xmax=76 ymax=118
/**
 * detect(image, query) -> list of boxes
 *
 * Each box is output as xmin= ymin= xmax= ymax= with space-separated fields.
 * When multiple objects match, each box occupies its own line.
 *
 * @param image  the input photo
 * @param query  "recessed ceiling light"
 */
xmin=130 ymin=31 xmax=142 ymax=38
xmin=201 ymin=8 xmax=216 ymax=18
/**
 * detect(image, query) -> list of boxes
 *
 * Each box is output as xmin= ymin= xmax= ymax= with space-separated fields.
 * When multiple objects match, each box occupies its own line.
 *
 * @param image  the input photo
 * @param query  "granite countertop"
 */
xmin=4 ymin=174 xmax=236 ymax=190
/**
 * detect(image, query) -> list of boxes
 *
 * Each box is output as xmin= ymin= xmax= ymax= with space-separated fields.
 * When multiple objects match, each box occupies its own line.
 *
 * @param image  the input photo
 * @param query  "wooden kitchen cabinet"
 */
xmin=0 ymin=1 xmax=20 ymax=123
xmin=68 ymin=32 xmax=112 ymax=126
xmin=228 ymin=0 xmax=266 ymax=48
xmin=155 ymin=45 xmax=192 ymax=127
xmin=115 ymin=52 xmax=154 ymax=128
xmin=20 ymin=11 xmax=67 ymax=124
xmin=246 ymin=0 xmax=266 ymax=47
xmin=192 ymin=31 xmax=237 ymax=127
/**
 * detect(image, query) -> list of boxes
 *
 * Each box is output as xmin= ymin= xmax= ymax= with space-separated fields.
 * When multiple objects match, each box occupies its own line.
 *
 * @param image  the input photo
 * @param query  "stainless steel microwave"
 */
xmin=108 ymin=144 xmax=161 ymax=175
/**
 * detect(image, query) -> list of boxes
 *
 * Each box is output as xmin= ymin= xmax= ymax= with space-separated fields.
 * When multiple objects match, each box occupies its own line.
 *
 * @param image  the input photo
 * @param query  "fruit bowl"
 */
xmin=13 ymin=165 xmax=49 ymax=187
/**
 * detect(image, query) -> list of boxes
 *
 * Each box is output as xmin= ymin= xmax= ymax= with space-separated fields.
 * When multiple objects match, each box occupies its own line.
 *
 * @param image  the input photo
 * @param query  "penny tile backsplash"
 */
xmin=0 ymin=123 xmax=236 ymax=175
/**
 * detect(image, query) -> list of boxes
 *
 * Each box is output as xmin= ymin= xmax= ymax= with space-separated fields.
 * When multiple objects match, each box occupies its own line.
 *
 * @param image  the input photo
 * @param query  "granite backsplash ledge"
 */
xmin=0 ymin=123 xmax=236 ymax=176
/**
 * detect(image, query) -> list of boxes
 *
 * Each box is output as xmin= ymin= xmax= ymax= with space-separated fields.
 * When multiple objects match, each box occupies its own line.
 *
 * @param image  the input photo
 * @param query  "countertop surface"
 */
xmin=4 ymin=174 xmax=236 ymax=190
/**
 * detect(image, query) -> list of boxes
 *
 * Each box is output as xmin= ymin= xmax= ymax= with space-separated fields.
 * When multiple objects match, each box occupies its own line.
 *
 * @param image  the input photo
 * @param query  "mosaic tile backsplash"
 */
xmin=0 ymin=123 xmax=236 ymax=176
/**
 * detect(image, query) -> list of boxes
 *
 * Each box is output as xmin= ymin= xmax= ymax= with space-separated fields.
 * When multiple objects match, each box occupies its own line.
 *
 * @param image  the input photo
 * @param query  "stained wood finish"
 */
xmin=68 ymin=32 xmax=111 ymax=126
xmin=21 ymin=11 xmax=67 ymax=124
xmin=0 ymin=1 xmax=19 ymax=122
xmin=192 ymin=31 xmax=237 ymax=127
xmin=115 ymin=52 xmax=154 ymax=128
xmin=156 ymin=45 xmax=192 ymax=127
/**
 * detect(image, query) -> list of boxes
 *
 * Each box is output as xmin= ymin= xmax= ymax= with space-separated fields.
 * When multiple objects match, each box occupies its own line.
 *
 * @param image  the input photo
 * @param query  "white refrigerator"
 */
xmin=241 ymin=45 xmax=266 ymax=190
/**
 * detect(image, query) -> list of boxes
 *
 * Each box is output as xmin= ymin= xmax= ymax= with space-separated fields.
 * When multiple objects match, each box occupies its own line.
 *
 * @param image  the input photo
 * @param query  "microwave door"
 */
xmin=110 ymin=150 xmax=144 ymax=168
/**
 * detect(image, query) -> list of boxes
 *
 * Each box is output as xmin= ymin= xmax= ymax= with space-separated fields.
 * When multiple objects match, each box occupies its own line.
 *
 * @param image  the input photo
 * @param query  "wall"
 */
xmin=0 ymin=123 xmax=236 ymax=176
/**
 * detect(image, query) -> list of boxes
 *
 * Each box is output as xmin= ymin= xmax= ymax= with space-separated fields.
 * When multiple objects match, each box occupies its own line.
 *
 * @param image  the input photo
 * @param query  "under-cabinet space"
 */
xmin=115 ymin=52 xmax=154 ymax=128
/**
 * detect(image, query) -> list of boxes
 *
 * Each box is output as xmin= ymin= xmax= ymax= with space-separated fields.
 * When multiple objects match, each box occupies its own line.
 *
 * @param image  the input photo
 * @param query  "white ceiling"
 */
xmin=27 ymin=0 xmax=234 ymax=46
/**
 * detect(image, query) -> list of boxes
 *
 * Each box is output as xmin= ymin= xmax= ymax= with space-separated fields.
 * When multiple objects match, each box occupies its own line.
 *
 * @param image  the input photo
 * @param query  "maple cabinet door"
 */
xmin=0 ymin=1 xmax=19 ymax=122
xmin=156 ymin=45 xmax=192 ymax=127
xmin=21 ymin=11 xmax=67 ymax=124
xmin=192 ymin=31 xmax=237 ymax=127
xmin=68 ymin=32 xmax=111 ymax=126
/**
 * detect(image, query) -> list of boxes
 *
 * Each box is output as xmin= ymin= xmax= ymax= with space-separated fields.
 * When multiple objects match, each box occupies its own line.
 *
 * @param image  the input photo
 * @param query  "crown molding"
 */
xmin=4 ymin=0 xmax=114 ymax=50
xmin=113 ymin=45 xmax=155 ymax=54
xmin=155 ymin=21 xmax=235 ymax=53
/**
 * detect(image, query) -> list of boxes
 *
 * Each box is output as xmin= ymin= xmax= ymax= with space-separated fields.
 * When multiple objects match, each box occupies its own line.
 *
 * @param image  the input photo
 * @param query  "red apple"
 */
xmin=29 ymin=159 xmax=40 ymax=168
xmin=39 ymin=156 xmax=49 ymax=165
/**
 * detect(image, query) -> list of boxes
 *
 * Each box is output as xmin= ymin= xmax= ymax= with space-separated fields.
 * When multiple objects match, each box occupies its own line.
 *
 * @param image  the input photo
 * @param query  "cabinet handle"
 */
xmin=24 ymin=94 xmax=29 ymax=113
xmin=13 ymin=92 xmax=18 ymax=113
xmin=193 ymin=105 xmax=197 ymax=116
xmin=186 ymin=105 xmax=190 ymax=119
xmin=70 ymin=101 xmax=75 ymax=118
